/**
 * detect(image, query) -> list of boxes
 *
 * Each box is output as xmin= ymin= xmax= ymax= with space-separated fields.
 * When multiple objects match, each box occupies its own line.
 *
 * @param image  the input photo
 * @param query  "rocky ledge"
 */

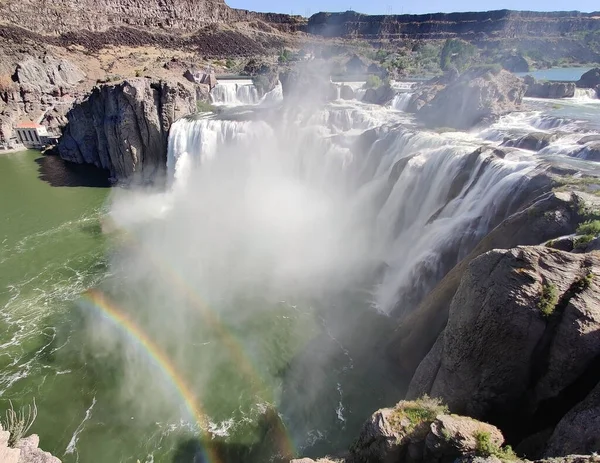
xmin=57 ymin=78 xmax=197 ymax=182
xmin=291 ymin=396 xmax=600 ymax=463
xmin=0 ymin=426 xmax=60 ymax=463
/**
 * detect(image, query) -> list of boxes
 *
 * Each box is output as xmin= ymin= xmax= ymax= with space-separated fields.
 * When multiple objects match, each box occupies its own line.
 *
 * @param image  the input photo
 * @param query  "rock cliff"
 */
xmin=307 ymin=10 xmax=600 ymax=40
xmin=415 ymin=67 xmax=526 ymax=129
xmin=0 ymin=54 xmax=86 ymax=143
xmin=57 ymin=78 xmax=196 ymax=182
xmin=0 ymin=0 xmax=305 ymax=35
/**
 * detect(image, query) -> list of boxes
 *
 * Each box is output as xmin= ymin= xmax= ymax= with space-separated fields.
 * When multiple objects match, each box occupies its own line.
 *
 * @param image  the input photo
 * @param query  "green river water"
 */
xmin=0 ymin=151 xmax=399 ymax=462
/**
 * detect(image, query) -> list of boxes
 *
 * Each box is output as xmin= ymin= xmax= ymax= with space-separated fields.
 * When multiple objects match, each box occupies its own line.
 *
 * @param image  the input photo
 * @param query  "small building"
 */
xmin=14 ymin=121 xmax=48 ymax=148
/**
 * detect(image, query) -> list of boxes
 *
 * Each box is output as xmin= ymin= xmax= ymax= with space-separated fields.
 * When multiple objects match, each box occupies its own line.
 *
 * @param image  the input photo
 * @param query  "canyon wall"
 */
xmin=0 ymin=0 xmax=305 ymax=35
xmin=308 ymin=10 xmax=600 ymax=40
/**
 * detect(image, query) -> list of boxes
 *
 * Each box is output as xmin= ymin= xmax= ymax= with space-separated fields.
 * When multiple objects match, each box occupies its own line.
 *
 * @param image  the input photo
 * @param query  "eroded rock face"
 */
xmin=416 ymin=68 xmax=526 ymax=129
xmin=391 ymin=191 xmax=582 ymax=377
xmin=0 ymin=55 xmax=85 ymax=142
xmin=502 ymin=132 xmax=557 ymax=151
xmin=57 ymin=78 xmax=196 ymax=181
xmin=408 ymin=246 xmax=600 ymax=440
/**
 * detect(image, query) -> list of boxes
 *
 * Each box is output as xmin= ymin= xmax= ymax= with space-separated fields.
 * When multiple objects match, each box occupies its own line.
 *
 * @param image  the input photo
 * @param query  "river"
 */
xmin=1 ymin=80 xmax=600 ymax=462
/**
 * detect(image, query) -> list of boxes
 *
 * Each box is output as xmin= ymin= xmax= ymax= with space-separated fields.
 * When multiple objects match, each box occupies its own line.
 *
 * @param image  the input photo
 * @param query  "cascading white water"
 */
xmin=210 ymin=79 xmax=260 ymax=106
xmin=166 ymin=102 xmax=539 ymax=314
xmin=573 ymin=88 xmax=599 ymax=100
xmin=390 ymin=92 xmax=413 ymax=111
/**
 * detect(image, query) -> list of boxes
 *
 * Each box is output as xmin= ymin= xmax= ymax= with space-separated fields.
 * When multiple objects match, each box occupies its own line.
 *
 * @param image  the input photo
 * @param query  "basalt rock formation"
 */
xmin=57 ymin=78 xmax=196 ymax=182
xmin=0 ymin=0 xmax=305 ymax=35
xmin=307 ymin=10 xmax=600 ymax=40
xmin=415 ymin=68 xmax=526 ymax=130
xmin=524 ymin=76 xmax=576 ymax=99
xmin=576 ymin=68 xmax=600 ymax=89
xmin=0 ymin=54 xmax=86 ymax=143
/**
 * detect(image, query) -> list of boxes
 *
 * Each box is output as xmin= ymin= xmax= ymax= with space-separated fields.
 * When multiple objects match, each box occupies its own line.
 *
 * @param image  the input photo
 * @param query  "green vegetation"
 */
xmin=135 ymin=69 xmax=142 ymax=77
xmin=474 ymin=430 xmax=517 ymax=461
xmin=278 ymin=48 xmax=292 ymax=64
xmin=538 ymin=283 xmax=559 ymax=318
xmin=365 ymin=75 xmax=383 ymax=89
xmin=574 ymin=272 xmax=595 ymax=292
xmin=1 ymin=399 xmax=37 ymax=447
xmin=576 ymin=220 xmax=600 ymax=236
xmin=225 ymin=58 xmax=236 ymax=69
xmin=196 ymin=100 xmax=216 ymax=113
xmin=440 ymin=39 xmax=477 ymax=72
xmin=389 ymin=395 xmax=449 ymax=433
xmin=574 ymin=220 xmax=600 ymax=249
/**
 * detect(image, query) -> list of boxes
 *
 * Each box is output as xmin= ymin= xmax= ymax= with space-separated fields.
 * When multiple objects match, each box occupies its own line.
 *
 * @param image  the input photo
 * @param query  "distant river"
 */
xmin=516 ymin=66 xmax=594 ymax=81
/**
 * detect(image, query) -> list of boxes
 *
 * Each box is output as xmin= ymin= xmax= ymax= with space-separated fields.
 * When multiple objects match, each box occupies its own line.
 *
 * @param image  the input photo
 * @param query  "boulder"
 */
xmin=545 ymin=381 xmax=600 ymax=456
xmin=426 ymin=415 xmax=504 ymax=458
xmin=57 ymin=78 xmax=196 ymax=181
xmin=502 ymin=132 xmax=557 ymax=151
xmin=408 ymin=246 xmax=600 ymax=431
xmin=294 ymin=398 xmax=512 ymax=463
xmin=502 ymin=55 xmax=530 ymax=73
xmin=340 ymin=84 xmax=355 ymax=100
xmin=576 ymin=68 xmax=600 ymax=89
xmin=417 ymin=68 xmax=526 ymax=129
xmin=362 ymin=84 xmax=396 ymax=105
xmin=280 ymin=63 xmax=338 ymax=102
xmin=524 ymin=76 xmax=576 ymax=99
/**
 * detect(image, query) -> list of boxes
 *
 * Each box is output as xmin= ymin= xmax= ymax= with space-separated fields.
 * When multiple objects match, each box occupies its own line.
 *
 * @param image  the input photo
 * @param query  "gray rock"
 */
xmin=0 ymin=428 xmax=20 ymax=463
xmin=57 ymin=78 xmax=196 ymax=181
xmin=545 ymin=380 xmax=600 ymax=456
xmin=502 ymin=55 xmax=530 ymax=73
xmin=410 ymin=246 xmax=600 ymax=424
xmin=362 ymin=85 xmax=395 ymax=105
xmin=503 ymin=132 xmax=557 ymax=151
xmin=340 ymin=85 xmax=355 ymax=100
xmin=391 ymin=187 xmax=574 ymax=377
xmin=426 ymin=414 xmax=504 ymax=458
xmin=525 ymin=76 xmax=576 ymax=99
xmin=576 ymin=68 xmax=600 ymax=89
xmin=417 ymin=68 xmax=526 ymax=129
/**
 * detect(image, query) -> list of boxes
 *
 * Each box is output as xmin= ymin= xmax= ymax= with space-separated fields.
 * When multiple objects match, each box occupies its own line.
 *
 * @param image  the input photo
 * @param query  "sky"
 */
xmin=227 ymin=0 xmax=598 ymax=15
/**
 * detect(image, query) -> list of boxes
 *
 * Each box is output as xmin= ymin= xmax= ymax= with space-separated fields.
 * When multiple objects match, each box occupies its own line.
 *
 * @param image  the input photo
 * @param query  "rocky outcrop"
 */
xmin=576 ymin=68 xmax=600 ymax=89
xmin=307 ymin=10 xmax=600 ymax=40
xmin=0 ymin=55 xmax=85 ymax=142
xmin=280 ymin=63 xmax=339 ymax=102
xmin=546 ymin=381 xmax=600 ymax=456
xmin=0 ymin=427 xmax=60 ymax=463
xmin=525 ymin=76 xmax=576 ymax=99
xmin=292 ymin=397 xmax=511 ymax=463
xmin=502 ymin=55 xmax=530 ymax=73
xmin=388 ymin=190 xmax=585 ymax=375
xmin=0 ymin=0 xmax=305 ymax=35
xmin=502 ymin=132 xmax=557 ymax=151
xmin=362 ymin=85 xmax=396 ymax=105
xmin=57 ymin=78 xmax=196 ymax=182
xmin=340 ymin=85 xmax=355 ymax=100
xmin=408 ymin=246 xmax=600 ymax=421
xmin=416 ymin=68 xmax=526 ymax=129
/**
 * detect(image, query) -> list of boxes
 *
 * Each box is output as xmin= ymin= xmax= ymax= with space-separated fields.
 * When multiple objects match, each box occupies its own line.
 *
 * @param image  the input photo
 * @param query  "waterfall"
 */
xmin=573 ymin=88 xmax=598 ymax=100
xmin=166 ymin=104 xmax=538 ymax=315
xmin=210 ymin=79 xmax=260 ymax=106
xmin=390 ymin=92 xmax=413 ymax=111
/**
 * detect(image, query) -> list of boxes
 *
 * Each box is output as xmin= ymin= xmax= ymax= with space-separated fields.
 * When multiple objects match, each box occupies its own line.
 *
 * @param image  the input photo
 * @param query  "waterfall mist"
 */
xmin=78 ymin=83 xmax=550 ymax=460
